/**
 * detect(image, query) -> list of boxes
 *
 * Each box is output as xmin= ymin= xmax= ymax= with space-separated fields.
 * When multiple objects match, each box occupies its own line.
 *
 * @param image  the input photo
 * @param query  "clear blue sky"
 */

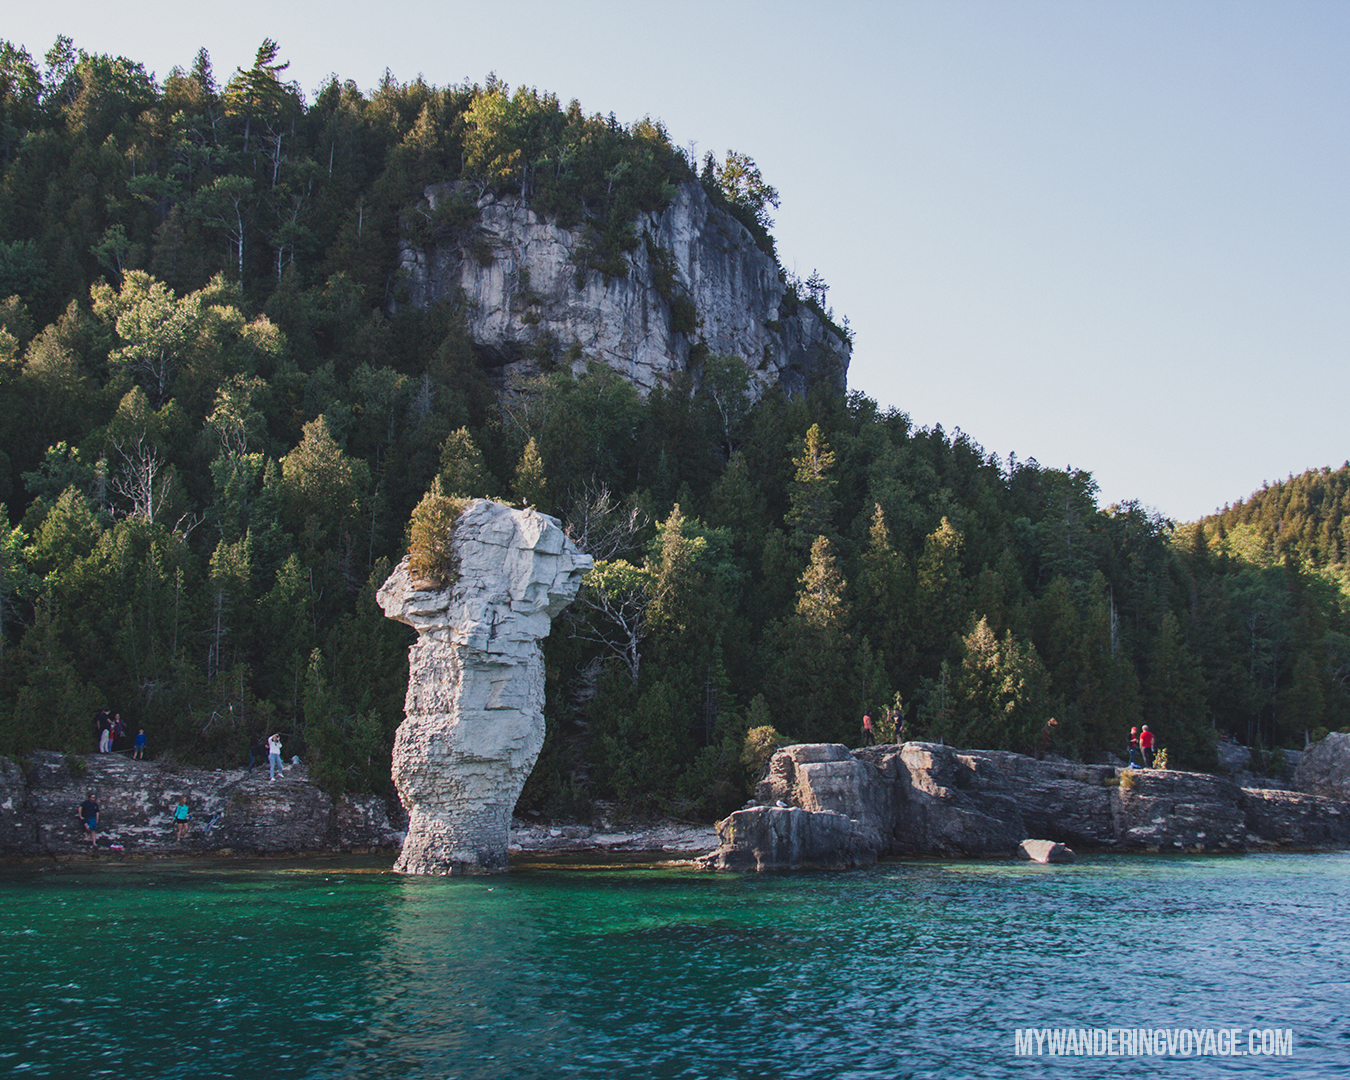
xmin=7 ymin=1 xmax=1348 ymax=523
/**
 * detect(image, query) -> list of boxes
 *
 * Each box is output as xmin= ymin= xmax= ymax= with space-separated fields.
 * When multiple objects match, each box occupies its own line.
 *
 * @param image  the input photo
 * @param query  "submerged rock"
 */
xmin=377 ymin=500 xmax=590 ymax=875
xmin=1017 ymin=840 xmax=1076 ymax=863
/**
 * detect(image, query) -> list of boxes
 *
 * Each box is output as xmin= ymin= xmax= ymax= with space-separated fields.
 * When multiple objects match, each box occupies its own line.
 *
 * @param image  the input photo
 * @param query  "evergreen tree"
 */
xmin=785 ymin=422 xmax=838 ymax=549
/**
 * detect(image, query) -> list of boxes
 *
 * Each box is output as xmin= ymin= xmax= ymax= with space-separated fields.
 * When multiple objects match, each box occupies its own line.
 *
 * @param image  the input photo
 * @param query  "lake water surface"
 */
xmin=2 ymin=852 xmax=1347 ymax=1078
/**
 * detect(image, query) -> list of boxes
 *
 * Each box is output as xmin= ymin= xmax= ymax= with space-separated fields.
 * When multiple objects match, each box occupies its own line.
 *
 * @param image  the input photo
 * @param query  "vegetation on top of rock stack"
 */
xmin=407 ymin=480 xmax=466 ymax=591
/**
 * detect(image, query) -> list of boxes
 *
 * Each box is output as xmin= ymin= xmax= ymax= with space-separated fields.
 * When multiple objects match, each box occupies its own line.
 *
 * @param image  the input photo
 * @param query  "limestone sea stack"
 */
xmin=377 ymin=500 xmax=591 ymax=874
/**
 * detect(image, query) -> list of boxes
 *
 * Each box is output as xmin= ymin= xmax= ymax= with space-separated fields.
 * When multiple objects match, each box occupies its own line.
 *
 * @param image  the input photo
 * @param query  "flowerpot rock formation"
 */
xmin=377 ymin=500 xmax=591 ymax=874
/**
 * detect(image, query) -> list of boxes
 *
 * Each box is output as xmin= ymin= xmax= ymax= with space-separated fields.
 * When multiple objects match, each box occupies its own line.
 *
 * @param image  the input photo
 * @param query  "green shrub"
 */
xmin=408 ymin=480 xmax=467 ymax=589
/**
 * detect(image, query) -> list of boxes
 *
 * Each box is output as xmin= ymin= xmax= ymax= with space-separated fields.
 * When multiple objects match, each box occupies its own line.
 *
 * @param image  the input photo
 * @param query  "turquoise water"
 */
xmin=2 ymin=852 xmax=1348 ymax=1078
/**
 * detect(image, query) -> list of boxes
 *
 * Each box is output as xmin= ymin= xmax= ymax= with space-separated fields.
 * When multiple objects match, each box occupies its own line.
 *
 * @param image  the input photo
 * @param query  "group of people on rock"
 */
xmin=1128 ymin=725 xmax=1157 ymax=768
xmin=91 ymin=708 xmax=291 ymax=779
xmin=859 ymin=710 xmax=907 ymax=748
xmin=77 ymin=790 xmax=193 ymax=849
xmin=93 ymin=708 xmax=146 ymax=758
xmin=855 ymin=710 xmax=1161 ymax=770
xmin=75 ymin=725 xmax=294 ymax=852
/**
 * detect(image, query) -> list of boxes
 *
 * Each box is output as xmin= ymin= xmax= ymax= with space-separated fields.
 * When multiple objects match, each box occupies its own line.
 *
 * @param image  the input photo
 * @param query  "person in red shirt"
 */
xmin=861 ymin=713 xmax=875 ymax=747
xmin=1140 ymin=725 xmax=1156 ymax=768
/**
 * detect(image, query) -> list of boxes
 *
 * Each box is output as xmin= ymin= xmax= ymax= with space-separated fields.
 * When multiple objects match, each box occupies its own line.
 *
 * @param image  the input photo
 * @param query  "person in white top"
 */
xmin=268 ymin=733 xmax=284 ymax=781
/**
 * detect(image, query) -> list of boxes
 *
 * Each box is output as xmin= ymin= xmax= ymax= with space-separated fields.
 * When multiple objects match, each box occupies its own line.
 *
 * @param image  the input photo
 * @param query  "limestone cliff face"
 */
xmin=399 ymin=181 xmax=850 ymax=398
xmin=377 ymin=500 xmax=591 ymax=875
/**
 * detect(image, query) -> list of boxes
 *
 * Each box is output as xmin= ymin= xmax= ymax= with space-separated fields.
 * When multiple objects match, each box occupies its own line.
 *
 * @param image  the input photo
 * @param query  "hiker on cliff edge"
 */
xmin=268 ymin=733 xmax=285 ymax=781
xmin=1140 ymin=725 xmax=1156 ymax=768
xmin=1128 ymin=726 xmax=1142 ymax=768
xmin=1036 ymin=718 xmax=1058 ymax=761
xmin=861 ymin=713 xmax=876 ymax=747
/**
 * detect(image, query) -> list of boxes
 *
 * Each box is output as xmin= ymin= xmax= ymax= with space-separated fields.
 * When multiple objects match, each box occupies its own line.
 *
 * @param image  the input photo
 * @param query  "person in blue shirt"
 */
xmin=174 ymin=797 xmax=190 ymax=841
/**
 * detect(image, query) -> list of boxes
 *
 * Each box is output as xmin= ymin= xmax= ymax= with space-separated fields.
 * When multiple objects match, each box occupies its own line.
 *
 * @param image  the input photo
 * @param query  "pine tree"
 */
xmin=513 ymin=437 xmax=549 ymax=511
xmin=785 ymin=423 xmax=838 ymax=549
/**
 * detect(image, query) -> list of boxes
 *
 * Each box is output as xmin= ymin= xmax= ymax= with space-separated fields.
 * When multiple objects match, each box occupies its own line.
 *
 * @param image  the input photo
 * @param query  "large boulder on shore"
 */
xmin=1293 ymin=732 xmax=1350 ymax=800
xmin=698 ymin=806 xmax=880 ymax=871
xmin=1018 ymin=840 xmax=1076 ymax=863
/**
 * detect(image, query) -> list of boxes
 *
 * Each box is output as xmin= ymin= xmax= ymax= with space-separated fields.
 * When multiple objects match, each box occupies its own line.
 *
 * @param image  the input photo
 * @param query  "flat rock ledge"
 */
xmin=699 ymin=742 xmax=1350 ymax=872
xmin=0 ymin=751 xmax=403 ymax=859
xmin=509 ymin=820 xmax=718 ymax=857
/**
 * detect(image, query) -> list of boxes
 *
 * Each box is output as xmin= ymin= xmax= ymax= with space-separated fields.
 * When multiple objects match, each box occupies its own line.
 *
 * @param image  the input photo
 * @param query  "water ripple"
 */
xmin=1 ymin=854 xmax=1348 ymax=1077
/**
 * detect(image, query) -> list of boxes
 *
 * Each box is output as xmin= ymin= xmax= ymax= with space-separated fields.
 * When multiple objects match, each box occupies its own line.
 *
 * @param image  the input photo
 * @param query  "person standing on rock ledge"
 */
xmin=1036 ymin=718 xmax=1058 ymax=760
xmin=1140 ymin=725 xmax=1156 ymax=768
xmin=78 ymin=791 xmax=99 ymax=848
xmin=267 ymin=733 xmax=285 ymax=781
xmin=861 ymin=713 xmax=875 ymax=747
xmin=173 ymin=797 xmax=190 ymax=841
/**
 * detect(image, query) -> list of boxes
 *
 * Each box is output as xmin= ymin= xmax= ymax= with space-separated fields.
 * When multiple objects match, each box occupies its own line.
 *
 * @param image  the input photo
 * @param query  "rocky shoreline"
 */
xmin=0 ymin=750 xmax=404 ymax=860
xmin=7 ymin=738 xmax=1350 ymax=871
xmin=0 ymin=749 xmax=718 ymax=865
xmin=699 ymin=741 xmax=1350 ymax=871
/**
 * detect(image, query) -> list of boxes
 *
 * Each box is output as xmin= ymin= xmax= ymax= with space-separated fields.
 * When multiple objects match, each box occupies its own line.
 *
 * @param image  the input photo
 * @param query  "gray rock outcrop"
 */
xmin=700 ymin=805 xmax=880 ymax=872
xmin=377 ymin=500 xmax=590 ymax=875
xmin=703 ymin=741 xmax=1350 ymax=870
xmin=400 ymin=181 xmax=850 ymax=400
xmin=1293 ymin=732 xmax=1350 ymax=799
xmin=0 ymin=750 xmax=402 ymax=858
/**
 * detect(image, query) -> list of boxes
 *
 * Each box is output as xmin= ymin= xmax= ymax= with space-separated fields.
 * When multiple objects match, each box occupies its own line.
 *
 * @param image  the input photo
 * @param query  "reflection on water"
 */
xmin=1 ymin=853 xmax=1348 ymax=1078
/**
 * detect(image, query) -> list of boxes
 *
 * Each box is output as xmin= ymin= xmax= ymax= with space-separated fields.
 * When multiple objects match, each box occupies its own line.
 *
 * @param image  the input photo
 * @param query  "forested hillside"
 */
xmin=1200 ymin=464 xmax=1350 ymax=571
xmin=0 ymin=37 xmax=1346 ymax=817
